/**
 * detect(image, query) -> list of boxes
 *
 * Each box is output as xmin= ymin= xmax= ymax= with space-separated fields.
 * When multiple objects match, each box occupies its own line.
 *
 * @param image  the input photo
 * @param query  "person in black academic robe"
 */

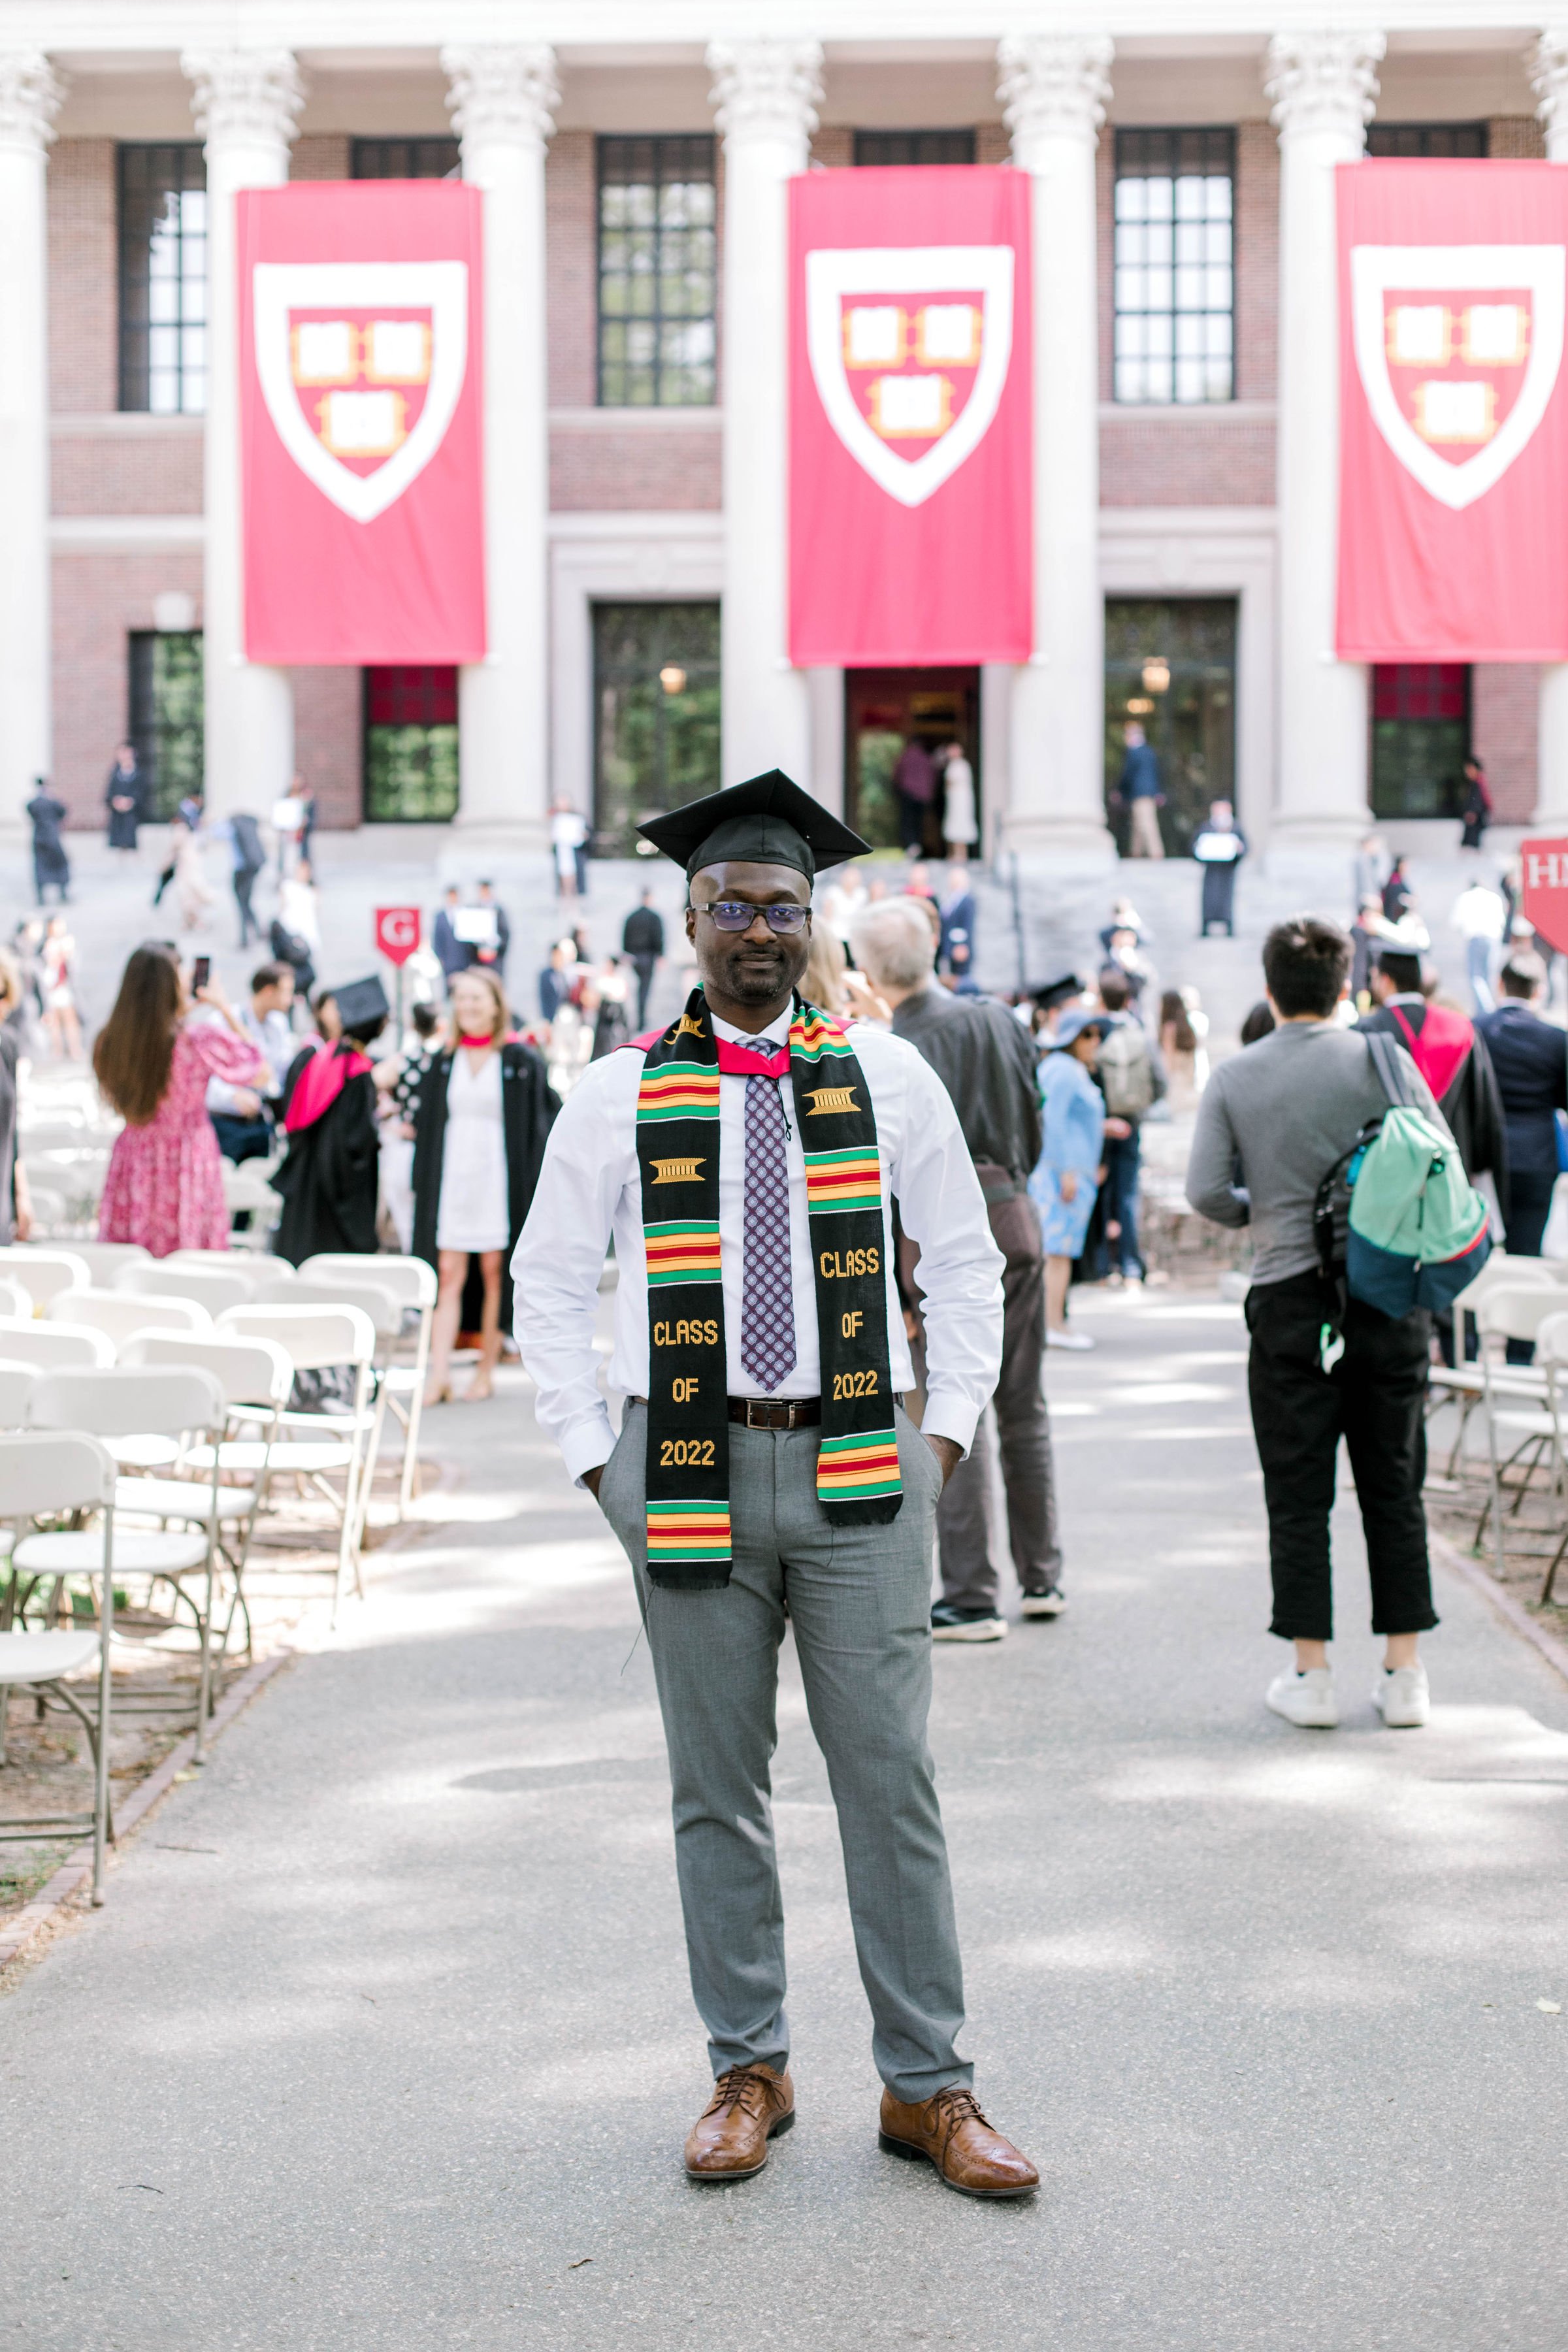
xmin=105 ymin=744 xmax=146 ymax=851
xmin=1192 ymin=800 xmax=1248 ymax=938
xmin=272 ymin=1028 xmax=382 ymax=1266
xmin=26 ymin=785 xmax=70 ymax=906
xmin=410 ymin=1036 xmax=557 ymax=1347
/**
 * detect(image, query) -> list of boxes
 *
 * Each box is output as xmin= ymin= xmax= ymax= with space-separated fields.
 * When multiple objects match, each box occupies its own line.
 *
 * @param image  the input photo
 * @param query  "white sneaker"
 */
xmin=1046 ymin=1328 xmax=1094 ymax=1351
xmin=1372 ymin=1663 xmax=1430 ymax=1729
xmin=1266 ymin=1666 xmax=1339 ymax=1728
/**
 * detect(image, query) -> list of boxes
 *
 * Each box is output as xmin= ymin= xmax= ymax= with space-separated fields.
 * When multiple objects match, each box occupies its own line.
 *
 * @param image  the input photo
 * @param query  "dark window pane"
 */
xmin=1113 ymin=129 xmax=1235 ymax=406
xmin=1371 ymin=664 xmax=1471 ymax=815
xmin=363 ymin=666 xmax=461 ymax=820
xmin=127 ymin=631 xmax=204 ymax=819
xmin=118 ymin=144 xmax=206 ymax=414
xmin=593 ymin=603 xmax=721 ymax=853
xmin=351 ymin=139 xmax=462 ymax=180
xmin=597 ymin=136 xmax=717 ymax=406
xmin=853 ymin=130 xmax=977 ymax=167
xmin=1367 ymin=124 xmax=1488 ymax=158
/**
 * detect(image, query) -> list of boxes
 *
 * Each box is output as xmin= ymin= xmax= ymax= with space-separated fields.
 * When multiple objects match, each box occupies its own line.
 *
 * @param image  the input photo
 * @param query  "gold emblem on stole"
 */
xmin=670 ymin=1014 xmax=706 ymax=1040
xmin=650 ymin=1157 xmax=706 ymax=1184
xmin=806 ymin=1086 xmax=859 ymax=1116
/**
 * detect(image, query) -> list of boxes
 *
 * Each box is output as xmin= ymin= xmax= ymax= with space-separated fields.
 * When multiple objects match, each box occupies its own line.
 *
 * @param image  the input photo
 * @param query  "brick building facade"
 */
xmin=6 ymin=15 xmax=1565 ymax=860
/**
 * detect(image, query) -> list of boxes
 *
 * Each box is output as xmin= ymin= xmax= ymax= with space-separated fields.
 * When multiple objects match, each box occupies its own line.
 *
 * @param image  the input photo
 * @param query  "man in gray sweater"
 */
xmin=1186 ymin=915 xmax=1446 ymax=1734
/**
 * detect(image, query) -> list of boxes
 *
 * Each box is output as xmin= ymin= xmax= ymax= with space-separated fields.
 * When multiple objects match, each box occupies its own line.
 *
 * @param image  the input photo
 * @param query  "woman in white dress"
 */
xmin=411 ymin=969 xmax=557 ymax=1403
xmin=940 ymin=743 xmax=978 ymax=859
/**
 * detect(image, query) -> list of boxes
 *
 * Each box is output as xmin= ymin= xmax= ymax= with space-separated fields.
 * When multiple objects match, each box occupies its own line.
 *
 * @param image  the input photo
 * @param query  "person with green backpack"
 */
xmin=1186 ymin=915 xmax=1477 ymax=1735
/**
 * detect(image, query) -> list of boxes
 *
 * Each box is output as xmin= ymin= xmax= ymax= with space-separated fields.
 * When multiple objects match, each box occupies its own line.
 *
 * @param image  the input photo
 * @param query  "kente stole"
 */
xmin=632 ymin=987 xmax=900 ymax=1589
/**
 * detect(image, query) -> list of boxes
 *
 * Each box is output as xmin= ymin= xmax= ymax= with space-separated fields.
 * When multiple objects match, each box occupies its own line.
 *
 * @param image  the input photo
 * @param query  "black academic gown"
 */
xmin=1194 ymin=824 xmax=1247 ymax=931
xmin=410 ymin=1042 xmax=557 ymax=1330
xmin=105 ymin=762 xmax=146 ymax=849
xmin=27 ymin=793 xmax=69 ymax=889
xmin=272 ymin=1045 xmax=382 ymax=1266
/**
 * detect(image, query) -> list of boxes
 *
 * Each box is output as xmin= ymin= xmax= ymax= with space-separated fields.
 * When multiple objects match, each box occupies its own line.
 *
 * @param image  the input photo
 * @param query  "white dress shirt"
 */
xmin=513 ymin=1006 xmax=1004 ymax=1485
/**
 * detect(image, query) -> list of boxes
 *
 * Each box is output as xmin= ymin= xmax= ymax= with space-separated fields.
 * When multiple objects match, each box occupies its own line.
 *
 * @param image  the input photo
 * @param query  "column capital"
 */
xmin=182 ymin=48 xmax=305 ymax=150
xmin=0 ymin=49 xmax=65 ymax=155
xmin=1264 ymin=31 xmax=1384 ymax=142
xmin=996 ymin=33 xmax=1113 ymax=150
xmin=442 ymin=45 xmax=560 ymax=152
xmin=706 ymin=38 xmax=823 ymax=144
xmin=1530 ymin=29 xmax=1568 ymax=158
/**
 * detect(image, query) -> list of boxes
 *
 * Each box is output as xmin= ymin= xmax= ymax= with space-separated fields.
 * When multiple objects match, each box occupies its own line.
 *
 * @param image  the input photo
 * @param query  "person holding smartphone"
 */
xmin=94 ymin=945 xmax=269 ymax=1256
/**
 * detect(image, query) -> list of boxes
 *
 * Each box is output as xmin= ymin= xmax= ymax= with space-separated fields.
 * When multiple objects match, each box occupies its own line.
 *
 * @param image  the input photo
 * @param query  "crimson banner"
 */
xmin=789 ymin=167 xmax=1032 ymax=668
xmin=240 ymin=182 xmax=485 ymax=665
xmin=1337 ymin=160 xmax=1568 ymax=661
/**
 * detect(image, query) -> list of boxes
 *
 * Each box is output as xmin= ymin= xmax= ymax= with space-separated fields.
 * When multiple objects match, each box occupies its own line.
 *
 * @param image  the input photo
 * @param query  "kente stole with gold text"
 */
xmin=630 ymin=987 xmax=900 ymax=1589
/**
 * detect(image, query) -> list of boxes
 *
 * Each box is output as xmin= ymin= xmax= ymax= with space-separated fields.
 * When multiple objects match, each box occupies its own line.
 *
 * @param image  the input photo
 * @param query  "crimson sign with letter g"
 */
xmin=375 ymin=906 xmax=421 ymax=966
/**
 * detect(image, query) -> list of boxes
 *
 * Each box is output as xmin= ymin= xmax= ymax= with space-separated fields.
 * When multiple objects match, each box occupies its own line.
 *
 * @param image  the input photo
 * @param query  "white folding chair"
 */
xmin=121 ymin=1333 xmax=294 ymax=1667
xmin=0 ymin=1317 xmax=115 ymax=1372
xmin=25 ymin=1365 xmax=233 ymax=1760
xmin=0 ymin=1432 xmax=120 ymax=1901
xmin=215 ymin=1304 xmax=377 ymax=1620
xmin=0 ymin=1247 xmax=88 ymax=1309
xmin=0 ymin=1277 xmax=33 ymax=1322
xmin=299 ymin=1254 xmax=437 ymax=1518
xmin=49 ymin=1288 xmax=212 ymax=1354
xmin=0 ymin=1364 xmax=35 ymax=1429
xmin=1476 ymin=1284 xmax=1568 ymax=1571
xmin=57 ymin=1240 xmax=152 ymax=1286
xmin=237 ymin=1263 xmax=304 ymax=1307
xmin=290 ymin=1275 xmax=409 ymax=1534
xmin=114 ymin=1261 xmax=257 ymax=1318
xmin=1429 ymin=1254 xmax=1557 ymax=1480
xmin=221 ymin=1164 xmax=283 ymax=1249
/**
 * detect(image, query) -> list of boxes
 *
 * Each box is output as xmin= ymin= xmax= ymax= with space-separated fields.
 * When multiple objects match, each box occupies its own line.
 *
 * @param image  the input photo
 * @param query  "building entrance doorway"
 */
xmin=845 ymin=668 xmax=979 ymax=855
xmin=1103 ymin=599 xmax=1236 ymax=857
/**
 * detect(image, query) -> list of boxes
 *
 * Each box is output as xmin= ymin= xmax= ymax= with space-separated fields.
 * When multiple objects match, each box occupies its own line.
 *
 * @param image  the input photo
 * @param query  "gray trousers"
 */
xmin=919 ymin=1190 xmax=1061 ymax=1614
xmin=598 ymin=1401 xmax=970 ymax=2104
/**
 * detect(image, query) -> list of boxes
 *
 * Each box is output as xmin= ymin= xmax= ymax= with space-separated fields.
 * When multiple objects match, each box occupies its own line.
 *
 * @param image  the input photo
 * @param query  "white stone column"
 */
xmin=708 ymin=39 xmax=821 ymax=791
xmin=1531 ymin=32 xmax=1568 ymax=824
xmin=183 ymin=50 xmax=302 ymax=825
xmin=1266 ymin=31 xmax=1383 ymax=853
xmin=998 ymin=34 xmax=1115 ymax=860
xmin=0 ymin=51 xmax=63 ymax=838
xmin=444 ymin=44 xmax=558 ymax=847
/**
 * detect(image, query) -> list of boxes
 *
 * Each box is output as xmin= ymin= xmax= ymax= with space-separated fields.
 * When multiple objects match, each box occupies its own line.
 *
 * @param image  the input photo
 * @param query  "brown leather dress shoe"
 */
xmin=879 ymin=2086 xmax=1039 ymax=2198
xmin=684 ymin=2063 xmax=795 ymax=2181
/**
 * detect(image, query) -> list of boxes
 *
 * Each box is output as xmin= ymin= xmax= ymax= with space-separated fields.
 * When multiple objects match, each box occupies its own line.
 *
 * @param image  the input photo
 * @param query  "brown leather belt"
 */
xmin=629 ymin=1396 xmax=825 ymax=1429
xmin=728 ymin=1396 xmax=822 ymax=1429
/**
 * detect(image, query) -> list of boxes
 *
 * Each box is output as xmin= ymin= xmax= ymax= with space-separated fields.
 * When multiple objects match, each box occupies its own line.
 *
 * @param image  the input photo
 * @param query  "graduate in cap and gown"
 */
xmin=272 ymin=976 xmax=387 ymax=1265
xmin=411 ymin=966 xmax=559 ymax=1403
xmin=514 ymin=771 xmax=1037 ymax=2199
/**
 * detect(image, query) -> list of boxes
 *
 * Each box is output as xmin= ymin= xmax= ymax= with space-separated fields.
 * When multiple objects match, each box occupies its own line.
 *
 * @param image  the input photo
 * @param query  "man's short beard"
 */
xmin=724 ymin=953 xmax=790 ymax=1004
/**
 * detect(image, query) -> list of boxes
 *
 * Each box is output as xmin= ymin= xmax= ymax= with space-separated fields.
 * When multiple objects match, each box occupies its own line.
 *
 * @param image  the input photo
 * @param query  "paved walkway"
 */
xmin=3 ymin=1289 xmax=1567 ymax=2349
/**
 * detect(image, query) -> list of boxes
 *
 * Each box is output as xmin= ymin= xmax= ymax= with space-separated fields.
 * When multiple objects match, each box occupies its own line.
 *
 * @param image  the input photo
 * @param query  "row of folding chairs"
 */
xmin=0 ymin=1244 xmax=435 ymax=1525
xmin=0 ymin=1362 xmax=257 ymax=1904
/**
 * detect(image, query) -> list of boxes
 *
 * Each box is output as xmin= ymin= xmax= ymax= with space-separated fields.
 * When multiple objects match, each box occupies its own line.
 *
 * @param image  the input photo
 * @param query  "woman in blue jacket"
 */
xmin=1031 ymin=1006 xmax=1107 ymax=1352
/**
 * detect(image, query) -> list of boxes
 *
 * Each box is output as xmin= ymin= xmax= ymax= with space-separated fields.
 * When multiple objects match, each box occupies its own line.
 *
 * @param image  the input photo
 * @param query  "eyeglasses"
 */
xmin=696 ymin=902 xmax=811 ymax=934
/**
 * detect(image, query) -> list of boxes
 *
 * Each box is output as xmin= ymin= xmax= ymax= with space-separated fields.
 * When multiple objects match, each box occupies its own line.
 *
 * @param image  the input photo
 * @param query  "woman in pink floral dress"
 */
xmin=95 ymin=946 xmax=270 ymax=1258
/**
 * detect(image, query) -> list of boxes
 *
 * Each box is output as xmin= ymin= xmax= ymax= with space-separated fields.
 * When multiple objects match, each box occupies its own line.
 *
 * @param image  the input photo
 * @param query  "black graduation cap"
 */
xmin=329 ymin=974 xmax=391 ymax=1038
xmin=1029 ymin=971 xmax=1083 ymax=1012
xmin=636 ymin=770 xmax=870 ymax=885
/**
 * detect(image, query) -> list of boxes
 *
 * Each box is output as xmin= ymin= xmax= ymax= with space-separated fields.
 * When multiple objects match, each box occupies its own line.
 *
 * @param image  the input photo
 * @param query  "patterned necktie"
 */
xmin=738 ymin=1037 xmax=797 ymax=1391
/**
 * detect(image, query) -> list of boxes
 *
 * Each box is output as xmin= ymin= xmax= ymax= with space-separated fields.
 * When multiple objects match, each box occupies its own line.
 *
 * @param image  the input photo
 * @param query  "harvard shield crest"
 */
xmin=805 ymin=243 xmax=1015 ymax=509
xmin=252 ymin=260 xmax=469 ymax=525
xmin=1350 ymin=242 xmax=1565 ymax=511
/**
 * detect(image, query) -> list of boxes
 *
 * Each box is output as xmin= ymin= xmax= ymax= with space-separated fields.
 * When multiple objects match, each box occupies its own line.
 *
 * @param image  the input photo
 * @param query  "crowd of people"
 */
xmin=10 ymin=745 xmax=1565 ymax=2203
